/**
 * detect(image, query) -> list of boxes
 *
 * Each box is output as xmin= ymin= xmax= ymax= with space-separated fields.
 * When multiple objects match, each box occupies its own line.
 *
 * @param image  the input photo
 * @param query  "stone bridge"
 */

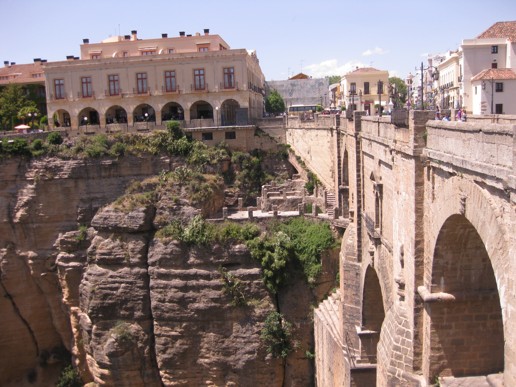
xmin=272 ymin=111 xmax=516 ymax=386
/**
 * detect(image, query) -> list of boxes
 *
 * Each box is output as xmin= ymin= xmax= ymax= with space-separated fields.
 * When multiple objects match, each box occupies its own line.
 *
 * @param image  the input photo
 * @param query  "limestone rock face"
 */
xmin=0 ymin=154 xmax=321 ymax=386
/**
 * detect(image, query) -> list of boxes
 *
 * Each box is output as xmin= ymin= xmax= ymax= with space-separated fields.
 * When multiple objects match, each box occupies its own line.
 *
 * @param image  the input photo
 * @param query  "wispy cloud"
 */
xmin=303 ymin=59 xmax=365 ymax=78
xmin=362 ymin=47 xmax=388 ymax=56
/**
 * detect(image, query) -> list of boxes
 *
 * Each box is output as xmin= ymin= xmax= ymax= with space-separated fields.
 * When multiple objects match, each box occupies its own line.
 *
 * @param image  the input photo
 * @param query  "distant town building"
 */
xmin=341 ymin=67 xmax=389 ymax=115
xmin=43 ymin=29 xmax=265 ymax=130
xmin=266 ymin=76 xmax=329 ymax=110
xmin=462 ymin=21 xmax=516 ymax=114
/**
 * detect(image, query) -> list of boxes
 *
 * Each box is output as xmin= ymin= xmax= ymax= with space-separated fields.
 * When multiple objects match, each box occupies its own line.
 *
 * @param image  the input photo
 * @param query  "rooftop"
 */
xmin=477 ymin=21 xmax=516 ymax=42
xmin=471 ymin=68 xmax=516 ymax=81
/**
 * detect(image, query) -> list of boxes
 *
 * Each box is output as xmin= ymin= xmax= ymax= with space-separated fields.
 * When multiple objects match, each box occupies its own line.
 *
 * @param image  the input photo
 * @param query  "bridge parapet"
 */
xmin=424 ymin=121 xmax=515 ymax=189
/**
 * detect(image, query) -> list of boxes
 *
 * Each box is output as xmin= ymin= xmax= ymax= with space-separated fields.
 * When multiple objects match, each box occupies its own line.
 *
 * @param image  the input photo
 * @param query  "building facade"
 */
xmin=341 ymin=67 xmax=389 ymax=115
xmin=43 ymin=29 xmax=265 ymax=130
xmin=461 ymin=21 xmax=516 ymax=114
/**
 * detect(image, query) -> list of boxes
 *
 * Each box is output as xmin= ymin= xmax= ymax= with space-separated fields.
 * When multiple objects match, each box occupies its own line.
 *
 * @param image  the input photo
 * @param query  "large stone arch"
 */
xmin=424 ymin=175 xmax=513 ymax=384
xmin=427 ymin=214 xmax=504 ymax=379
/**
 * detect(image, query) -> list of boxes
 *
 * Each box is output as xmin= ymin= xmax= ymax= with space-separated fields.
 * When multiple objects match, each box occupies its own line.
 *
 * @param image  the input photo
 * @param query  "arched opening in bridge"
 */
xmin=360 ymin=265 xmax=385 ymax=364
xmin=340 ymin=150 xmax=350 ymax=218
xmin=429 ymin=214 xmax=503 ymax=379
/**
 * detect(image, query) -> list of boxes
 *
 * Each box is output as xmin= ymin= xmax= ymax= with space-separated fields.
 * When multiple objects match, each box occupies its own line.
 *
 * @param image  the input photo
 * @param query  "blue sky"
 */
xmin=1 ymin=0 xmax=515 ymax=81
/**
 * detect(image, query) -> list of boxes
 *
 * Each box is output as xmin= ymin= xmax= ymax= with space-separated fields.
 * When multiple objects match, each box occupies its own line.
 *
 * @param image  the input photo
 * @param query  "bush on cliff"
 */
xmin=260 ymin=311 xmax=293 ymax=359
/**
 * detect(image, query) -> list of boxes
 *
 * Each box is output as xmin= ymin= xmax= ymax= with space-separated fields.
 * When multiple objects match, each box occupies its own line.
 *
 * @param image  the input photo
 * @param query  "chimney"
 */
xmin=131 ymin=30 xmax=137 ymax=41
xmin=83 ymin=38 xmax=89 ymax=44
xmin=179 ymin=31 xmax=185 ymax=37
xmin=162 ymin=33 xmax=168 ymax=38
xmin=10 ymin=62 xmax=15 ymax=66
xmin=195 ymin=32 xmax=200 ymax=37
xmin=4 ymin=60 xmax=9 ymax=67
xmin=124 ymin=35 xmax=130 ymax=40
xmin=41 ymin=59 xmax=47 ymax=63
xmin=33 ymin=58 xmax=41 ymax=63
xmin=66 ymin=55 xmax=74 ymax=61
xmin=74 ymin=57 xmax=80 ymax=60
xmin=204 ymin=28 xmax=210 ymax=35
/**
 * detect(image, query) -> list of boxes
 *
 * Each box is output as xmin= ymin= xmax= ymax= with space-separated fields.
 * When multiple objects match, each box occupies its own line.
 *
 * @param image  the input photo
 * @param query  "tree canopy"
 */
xmin=0 ymin=85 xmax=36 ymax=130
xmin=328 ymin=75 xmax=342 ymax=85
xmin=265 ymin=89 xmax=286 ymax=115
xmin=388 ymin=77 xmax=408 ymax=108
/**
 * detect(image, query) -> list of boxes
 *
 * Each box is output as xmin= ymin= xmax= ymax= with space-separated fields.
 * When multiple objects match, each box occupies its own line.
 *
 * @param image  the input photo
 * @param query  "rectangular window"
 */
xmin=364 ymin=82 xmax=370 ymax=95
xmin=491 ymin=45 xmax=498 ymax=54
xmin=377 ymin=81 xmax=384 ymax=94
xmin=225 ymin=131 xmax=236 ymax=140
xmin=141 ymin=50 xmax=156 ymax=56
xmin=495 ymin=82 xmax=503 ymax=92
xmin=123 ymin=51 xmax=129 ymax=57
xmin=81 ymin=76 xmax=92 ymax=97
xmin=350 ymin=82 xmax=356 ymax=93
xmin=198 ymin=47 xmax=209 ymax=52
xmin=108 ymin=74 xmax=120 ymax=96
xmin=164 ymin=71 xmax=176 ymax=92
xmin=54 ymin=79 xmax=65 ymax=99
xmin=194 ymin=68 xmax=205 ymax=90
xmin=137 ymin=72 xmax=148 ymax=94
xmin=168 ymin=48 xmax=175 ymax=54
xmin=223 ymin=67 xmax=235 ymax=89
xmin=90 ymin=54 xmax=100 ymax=60
xmin=495 ymin=104 xmax=503 ymax=114
xmin=492 ymin=62 xmax=498 ymax=69
xmin=202 ymin=132 xmax=213 ymax=141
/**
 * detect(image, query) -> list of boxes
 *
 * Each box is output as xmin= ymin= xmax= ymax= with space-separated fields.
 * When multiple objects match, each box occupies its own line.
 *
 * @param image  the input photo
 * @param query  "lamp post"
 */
xmin=144 ymin=112 xmax=149 ymax=130
xmin=482 ymin=77 xmax=494 ymax=114
xmin=83 ymin=116 xmax=88 ymax=130
xmin=28 ymin=112 xmax=38 ymax=129
xmin=377 ymin=80 xmax=383 ymax=116
xmin=215 ymin=106 xmax=219 ymax=126
xmin=349 ymin=83 xmax=356 ymax=117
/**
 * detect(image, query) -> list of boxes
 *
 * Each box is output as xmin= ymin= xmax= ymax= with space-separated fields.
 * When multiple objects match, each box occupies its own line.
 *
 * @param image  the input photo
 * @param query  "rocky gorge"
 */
xmin=0 ymin=140 xmax=339 ymax=386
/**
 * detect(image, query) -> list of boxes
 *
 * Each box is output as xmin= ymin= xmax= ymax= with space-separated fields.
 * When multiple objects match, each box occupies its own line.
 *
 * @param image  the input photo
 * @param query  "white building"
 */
xmin=461 ymin=21 xmax=516 ymax=114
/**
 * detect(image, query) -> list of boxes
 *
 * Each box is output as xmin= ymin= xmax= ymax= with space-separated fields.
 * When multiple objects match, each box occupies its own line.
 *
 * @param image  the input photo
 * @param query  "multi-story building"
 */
xmin=341 ymin=67 xmax=389 ymax=115
xmin=435 ymin=51 xmax=462 ymax=110
xmin=461 ymin=21 xmax=516 ymax=114
xmin=43 ymin=29 xmax=265 ymax=130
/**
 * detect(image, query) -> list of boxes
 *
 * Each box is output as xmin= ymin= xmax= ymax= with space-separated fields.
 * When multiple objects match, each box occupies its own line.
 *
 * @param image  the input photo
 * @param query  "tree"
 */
xmin=265 ymin=89 xmax=285 ymax=115
xmin=0 ymin=85 xmax=33 ymax=130
xmin=388 ymin=77 xmax=408 ymax=108
xmin=18 ymin=105 xmax=39 ymax=127
xmin=328 ymin=75 xmax=341 ymax=85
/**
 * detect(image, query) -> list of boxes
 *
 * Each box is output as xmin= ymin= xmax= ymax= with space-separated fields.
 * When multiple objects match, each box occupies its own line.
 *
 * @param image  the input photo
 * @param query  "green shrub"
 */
xmin=167 ymin=120 xmax=183 ymax=140
xmin=47 ymin=131 xmax=63 ymax=145
xmin=260 ymin=311 xmax=293 ymax=359
xmin=219 ymin=266 xmax=247 ymax=306
xmin=1 ymin=138 xmax=30 ymax=156
xmin=56 ymin=364 xmax=82 ymax=387
xmin=109 ymin=141 xmax=126 ymax=157
xmin=213 ymin=222 xmax=260 ymax=245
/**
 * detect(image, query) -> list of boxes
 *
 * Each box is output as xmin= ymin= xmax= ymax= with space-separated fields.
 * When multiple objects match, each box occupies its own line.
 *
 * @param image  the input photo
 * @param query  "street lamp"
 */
xmin=144 ymin=112 xmax=149 ymax=130
xmin=482 ymin=77 xmax=494 ymax=114
xmin=28 ymin=112 xmax=38 ymax=129
xmin=83 ymin=116 xmax=88 ymax=130
xmin=377 ymin=80 xmax=384 ymax=116
xmin=215 ymin=106 xmax=219 ymax=126
xmin=349 ymin=83 xmax=356 ymax=117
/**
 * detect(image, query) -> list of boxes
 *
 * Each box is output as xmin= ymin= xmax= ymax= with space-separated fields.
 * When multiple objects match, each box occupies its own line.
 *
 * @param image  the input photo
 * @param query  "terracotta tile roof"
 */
xmin=0 ymin=62 xmax=45 ymax=85
xmin=471 ymin=68 xmax=516 ymax=81
xmin=350 ymin=67 xmax=382 ymax=73
xmin=477 ymin=21 xmax=516 ymax=41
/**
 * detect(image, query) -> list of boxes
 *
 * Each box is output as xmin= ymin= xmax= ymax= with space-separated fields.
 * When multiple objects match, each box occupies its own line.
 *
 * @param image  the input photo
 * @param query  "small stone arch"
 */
xmin=133 ymin=104 xmax=155 ymax=123
xmin=105 ymin=105 xmax=127 ymax=124
xmin=78 ymin=107 xmax=99 ymax=126
xmin=190 ymin=100 xmax=213 ymax=120
xmin=359 ymin=265 xmax=385 ymax=364
xmin=161 ymin=102 xmax=184 ymax=122
xmin=53 ymin=109 xmax=71 ymax=127
xmin=220 ymin=99 xmax=240 ymax=126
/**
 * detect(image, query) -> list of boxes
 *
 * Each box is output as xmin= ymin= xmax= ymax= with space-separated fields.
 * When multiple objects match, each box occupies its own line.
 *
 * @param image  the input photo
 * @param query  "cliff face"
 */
xmin=0 ymin=155 xmax=333 ymax=386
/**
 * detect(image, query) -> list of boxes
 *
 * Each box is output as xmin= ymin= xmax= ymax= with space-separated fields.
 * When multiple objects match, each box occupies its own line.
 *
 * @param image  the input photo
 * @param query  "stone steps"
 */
xmin=315 ymin=290 xmax=342 ymax=344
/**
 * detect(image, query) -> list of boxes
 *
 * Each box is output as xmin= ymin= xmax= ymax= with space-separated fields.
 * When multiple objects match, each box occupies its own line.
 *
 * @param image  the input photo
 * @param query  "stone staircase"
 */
xmin=325 ymin=190 xmax=336 ymax=218
xmin=315 ymin=289 xmax=344 ymax=347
